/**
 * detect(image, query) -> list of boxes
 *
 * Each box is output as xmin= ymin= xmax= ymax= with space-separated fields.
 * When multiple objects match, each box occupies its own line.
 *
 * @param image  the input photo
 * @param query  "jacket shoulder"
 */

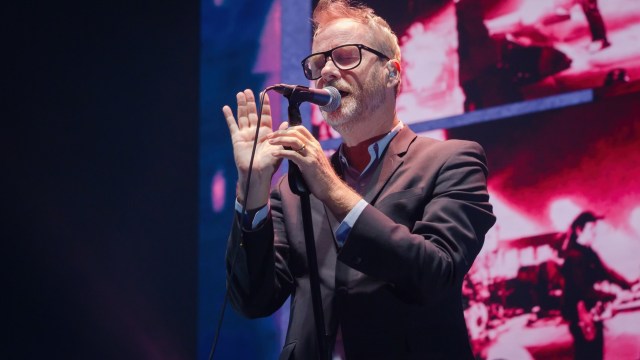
xmin=410 ymin=136 xmax=486 ymax=161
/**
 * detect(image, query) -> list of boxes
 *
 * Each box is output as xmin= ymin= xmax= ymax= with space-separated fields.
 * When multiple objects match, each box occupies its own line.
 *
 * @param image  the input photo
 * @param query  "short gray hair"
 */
xmin=312 ymin=0 xmax=401 ymax=64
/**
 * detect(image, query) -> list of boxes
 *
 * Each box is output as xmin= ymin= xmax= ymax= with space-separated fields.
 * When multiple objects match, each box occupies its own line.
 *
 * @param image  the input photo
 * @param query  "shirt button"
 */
xmin=353 ymin=257 xmax=362 ymax=265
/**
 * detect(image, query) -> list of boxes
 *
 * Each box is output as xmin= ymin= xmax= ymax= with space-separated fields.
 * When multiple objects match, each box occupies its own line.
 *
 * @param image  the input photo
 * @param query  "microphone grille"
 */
xmin=319 ymin=86 xmax=341 ymax=113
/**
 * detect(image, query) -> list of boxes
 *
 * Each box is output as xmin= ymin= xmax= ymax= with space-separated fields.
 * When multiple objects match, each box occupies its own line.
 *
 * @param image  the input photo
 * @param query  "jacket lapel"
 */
xmin=323 ymin=127 xmax=417 ymax=245
xmin=324 ymin=152 xmax=345 ymax=249
xmin=363 ymin=127 xmax=417 ymax=205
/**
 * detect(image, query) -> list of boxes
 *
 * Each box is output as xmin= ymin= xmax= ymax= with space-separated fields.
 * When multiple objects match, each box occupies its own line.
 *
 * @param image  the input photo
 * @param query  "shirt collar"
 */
xmin=339 ymin=121 xmax=404 ymax=173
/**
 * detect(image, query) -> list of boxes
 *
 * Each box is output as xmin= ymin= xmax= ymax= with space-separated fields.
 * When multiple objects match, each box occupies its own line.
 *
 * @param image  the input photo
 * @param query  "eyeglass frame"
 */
xmin=301 ymin=43 xmax=391 ymax=80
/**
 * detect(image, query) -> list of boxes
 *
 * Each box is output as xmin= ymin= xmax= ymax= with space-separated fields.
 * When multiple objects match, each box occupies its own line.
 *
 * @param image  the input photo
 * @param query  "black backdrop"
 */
xmin=5 ymin=1 xmax=199 ymax=359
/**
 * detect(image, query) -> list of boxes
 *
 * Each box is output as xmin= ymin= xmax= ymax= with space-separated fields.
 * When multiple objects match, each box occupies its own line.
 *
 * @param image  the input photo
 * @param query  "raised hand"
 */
xmin=223 ymin=89 xmax=286 ymax=208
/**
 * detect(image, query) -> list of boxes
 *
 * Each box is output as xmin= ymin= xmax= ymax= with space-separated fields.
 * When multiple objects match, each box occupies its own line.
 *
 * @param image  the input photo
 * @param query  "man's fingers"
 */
xmin=244 ymin=88 xmax=256 ymax=103
xmin=259 ymin=92 xmax=272 ymax=128
xmin=235 ymin=89 xmax=275 ymax=130
xmin=290 ymin=125 xmax=315 ymax=141
xmin=269 ymin=126 xmax=314 ymax=147
xmin=236 ymin=91 xmax=249 ymax=128
xmin=222 ymin=105 xmax=238 ymax=136
xmin=244 ymin=89 xmax=259 ymax=126
xmin=268 ymin=135 xmax=306 ymax=151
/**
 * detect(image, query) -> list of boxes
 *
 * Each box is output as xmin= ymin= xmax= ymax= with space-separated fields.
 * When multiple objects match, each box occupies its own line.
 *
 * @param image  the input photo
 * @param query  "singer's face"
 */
xmin=312 ymin=19 xmax=388 ymax=135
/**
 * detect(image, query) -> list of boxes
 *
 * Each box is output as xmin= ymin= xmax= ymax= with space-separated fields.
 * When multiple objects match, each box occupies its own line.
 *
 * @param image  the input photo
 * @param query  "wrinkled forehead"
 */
xmin=312 ymin=19 xmax=376 ymax=53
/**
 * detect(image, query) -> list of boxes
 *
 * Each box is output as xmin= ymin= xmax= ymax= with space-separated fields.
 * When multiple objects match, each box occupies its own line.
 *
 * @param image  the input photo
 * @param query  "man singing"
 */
xmin=222 ymin=0 xmax=496 ymax=358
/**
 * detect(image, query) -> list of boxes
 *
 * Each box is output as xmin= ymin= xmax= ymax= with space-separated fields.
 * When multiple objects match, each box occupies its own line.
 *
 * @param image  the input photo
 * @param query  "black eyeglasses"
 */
xmin=301 ymin=43 xmax=390 ymax=80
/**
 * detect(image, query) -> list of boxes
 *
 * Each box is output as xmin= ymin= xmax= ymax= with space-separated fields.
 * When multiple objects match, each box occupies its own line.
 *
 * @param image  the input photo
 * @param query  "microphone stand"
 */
xmin=282 ymin=87 xmax=329 ymax=360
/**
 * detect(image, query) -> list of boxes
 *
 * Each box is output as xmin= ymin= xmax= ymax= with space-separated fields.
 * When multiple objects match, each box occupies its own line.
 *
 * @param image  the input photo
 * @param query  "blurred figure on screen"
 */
xmin=559 ymin=211 xmax=635 ymax=359
xmin=577 ymin=0 xmax=610 ymax=51
xmin=454 ymin=0 xmax=524 ymax=111
xmin=454 ymin=0 xmax=573 ymax=110
xmin=555 ymin=0 xmax=610 ymax=51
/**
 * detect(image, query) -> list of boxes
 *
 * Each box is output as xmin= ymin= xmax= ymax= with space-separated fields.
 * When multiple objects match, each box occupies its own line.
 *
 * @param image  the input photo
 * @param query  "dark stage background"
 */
xmin=6 ymin=1 xmax=199 ymax=359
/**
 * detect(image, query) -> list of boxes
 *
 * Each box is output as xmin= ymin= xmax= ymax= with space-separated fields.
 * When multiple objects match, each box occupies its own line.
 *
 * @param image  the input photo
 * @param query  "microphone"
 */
xmin=272 ymin=84 xmax=341 ymax=113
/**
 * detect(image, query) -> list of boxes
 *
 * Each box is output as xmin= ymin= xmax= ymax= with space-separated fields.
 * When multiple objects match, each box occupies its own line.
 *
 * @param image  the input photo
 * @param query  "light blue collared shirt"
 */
xmin=333 ymin=122 xmax=403 ymax=246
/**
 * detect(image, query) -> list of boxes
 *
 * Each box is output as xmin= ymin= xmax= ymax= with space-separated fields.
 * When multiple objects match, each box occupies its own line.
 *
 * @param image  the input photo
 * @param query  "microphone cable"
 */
xmin=208 ymin=86 xmax=277 ymax=360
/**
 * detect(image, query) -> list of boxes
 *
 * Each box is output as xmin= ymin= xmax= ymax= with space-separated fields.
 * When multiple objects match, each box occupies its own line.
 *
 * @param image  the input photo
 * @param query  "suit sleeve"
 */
xmin=338 ymin=140 xmax=496 ymax=303
xmin=225 ymin=178 xmax=294 ymax=318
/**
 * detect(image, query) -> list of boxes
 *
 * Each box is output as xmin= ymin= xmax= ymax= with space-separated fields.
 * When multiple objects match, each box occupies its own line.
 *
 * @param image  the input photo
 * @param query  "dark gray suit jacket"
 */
xmin=226 ymin=127 xmax=496 ymax=359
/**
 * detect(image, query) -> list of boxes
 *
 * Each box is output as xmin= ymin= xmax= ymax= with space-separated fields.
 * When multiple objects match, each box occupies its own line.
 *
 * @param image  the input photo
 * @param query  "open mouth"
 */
xmin=338 ymin=90 xmax=350 ymax=98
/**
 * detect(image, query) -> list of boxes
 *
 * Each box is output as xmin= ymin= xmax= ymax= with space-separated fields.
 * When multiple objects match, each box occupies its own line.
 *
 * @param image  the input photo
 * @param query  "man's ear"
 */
xmin=386 ymin=61 xmax=399 ymax=80
xmin=386 ymin=59 xmax=401 ymax=91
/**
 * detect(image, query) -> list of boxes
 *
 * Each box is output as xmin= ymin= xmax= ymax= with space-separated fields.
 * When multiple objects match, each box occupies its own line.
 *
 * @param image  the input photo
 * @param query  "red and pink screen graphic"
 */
xmin=450 ymin=90 xmax=640 ymax=359
xmin=311 ymin=0 xmax=640 ymax=141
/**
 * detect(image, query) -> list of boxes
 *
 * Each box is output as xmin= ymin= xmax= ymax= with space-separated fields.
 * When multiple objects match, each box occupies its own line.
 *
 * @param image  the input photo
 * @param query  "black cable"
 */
xmin=208 ymin=87 xmax=276 ymax=360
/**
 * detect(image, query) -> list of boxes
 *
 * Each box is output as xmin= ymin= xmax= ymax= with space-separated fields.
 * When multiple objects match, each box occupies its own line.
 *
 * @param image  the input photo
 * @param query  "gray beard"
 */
xmin=321 ymin=75 xmax=387 ymax=137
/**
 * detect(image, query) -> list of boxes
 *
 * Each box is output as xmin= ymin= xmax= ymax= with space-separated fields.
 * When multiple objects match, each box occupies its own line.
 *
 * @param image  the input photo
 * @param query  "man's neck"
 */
xmin=341 ymin=133 xmax=388 ymax=172
xmin=336 ymin=102 xmax=399 ymax=170
xmin=340 ymin=115 xmax=400 ymax=171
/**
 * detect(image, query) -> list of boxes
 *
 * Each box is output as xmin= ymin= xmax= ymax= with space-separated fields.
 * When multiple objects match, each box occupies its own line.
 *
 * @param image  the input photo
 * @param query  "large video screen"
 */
xmin=199 ymin=1 xmax=640 ymax=359
xmin=312 ymin=0 xmax=640 ymax=140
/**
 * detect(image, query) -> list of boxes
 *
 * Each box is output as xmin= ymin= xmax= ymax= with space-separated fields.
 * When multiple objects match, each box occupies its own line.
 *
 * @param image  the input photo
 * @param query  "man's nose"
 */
xmin=320 ymin=58 xmax=341 ymax=83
